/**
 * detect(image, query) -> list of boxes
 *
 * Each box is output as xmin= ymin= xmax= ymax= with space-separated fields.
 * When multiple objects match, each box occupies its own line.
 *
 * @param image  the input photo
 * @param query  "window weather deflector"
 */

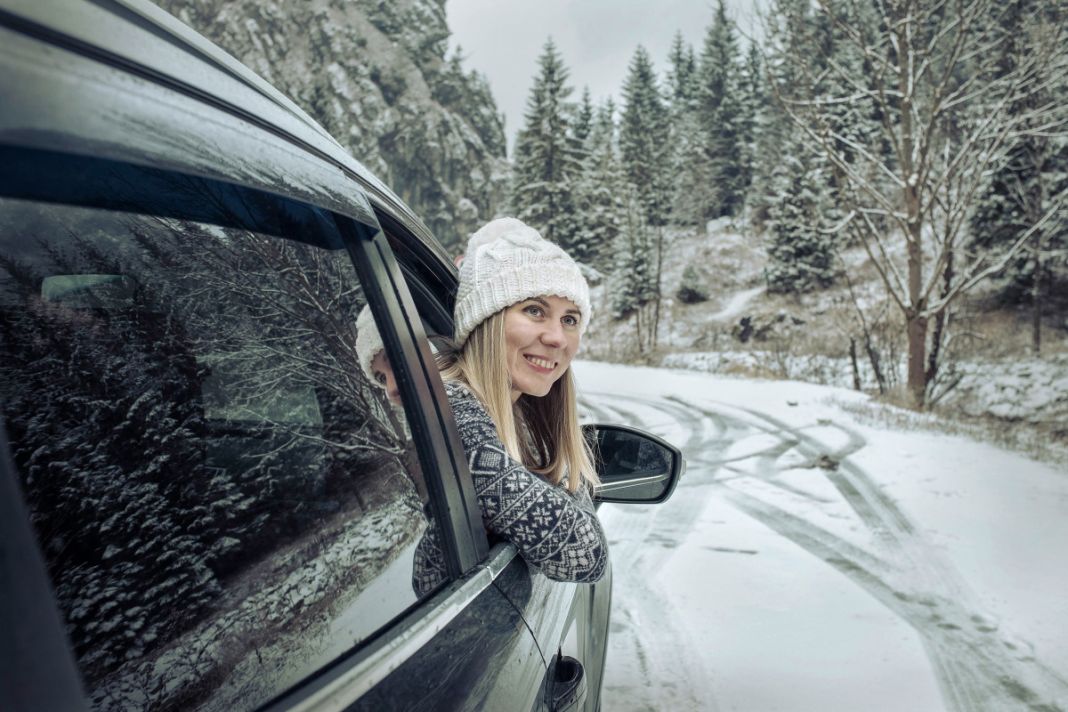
xmin=335 ymin=217 xmax=487 ymax=576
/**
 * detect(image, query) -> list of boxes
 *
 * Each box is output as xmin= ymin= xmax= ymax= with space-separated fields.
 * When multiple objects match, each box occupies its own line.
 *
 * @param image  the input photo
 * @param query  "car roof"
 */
xmin=0 ymin=0 xmax=454 ymax=271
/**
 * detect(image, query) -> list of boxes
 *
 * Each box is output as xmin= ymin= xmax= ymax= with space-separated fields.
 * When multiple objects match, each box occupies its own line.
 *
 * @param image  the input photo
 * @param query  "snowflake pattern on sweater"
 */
xmin=412 ymin=381 xmax=608 ymax=595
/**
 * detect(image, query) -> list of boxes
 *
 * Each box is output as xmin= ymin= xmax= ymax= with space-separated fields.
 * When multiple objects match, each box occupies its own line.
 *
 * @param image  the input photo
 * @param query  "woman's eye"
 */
xmin=563 ymin=315 xmax=579 ymax=327
xmin=375 ymin=372 xmax=387 ymax=385
xmin=524 ymin=304 xmax=543 ymax=317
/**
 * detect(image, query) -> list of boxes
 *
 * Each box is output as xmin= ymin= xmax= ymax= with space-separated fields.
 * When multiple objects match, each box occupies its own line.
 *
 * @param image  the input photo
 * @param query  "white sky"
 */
xmin=444 ymin=1 xmax=764 ymax=155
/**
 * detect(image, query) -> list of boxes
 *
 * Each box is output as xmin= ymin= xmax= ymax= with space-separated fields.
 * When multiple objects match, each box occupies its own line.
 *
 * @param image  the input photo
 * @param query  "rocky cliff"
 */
xmin=157 ymin=0 xmax=510 ymax=251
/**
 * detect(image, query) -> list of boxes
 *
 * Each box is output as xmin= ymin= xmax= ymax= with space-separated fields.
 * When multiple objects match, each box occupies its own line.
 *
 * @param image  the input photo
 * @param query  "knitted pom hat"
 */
xmin=355 ymin=304 xmax=385 ymax=386
xmin=453 ymin=217 xmax=591 ymax=347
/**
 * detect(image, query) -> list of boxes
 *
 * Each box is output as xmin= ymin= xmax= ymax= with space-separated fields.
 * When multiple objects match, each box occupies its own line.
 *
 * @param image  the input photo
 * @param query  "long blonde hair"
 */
xmin=438 ymin=310 xmax=598 ymax=493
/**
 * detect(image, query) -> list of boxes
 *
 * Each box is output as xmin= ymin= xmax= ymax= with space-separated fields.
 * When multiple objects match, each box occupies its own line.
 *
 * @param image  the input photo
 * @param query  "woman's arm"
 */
xmin=444 ymin=382 xmax=608 ymax=583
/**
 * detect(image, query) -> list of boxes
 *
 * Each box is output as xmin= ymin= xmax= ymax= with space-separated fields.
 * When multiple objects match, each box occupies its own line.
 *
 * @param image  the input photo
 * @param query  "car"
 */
xmin=0 ymin=1 xmax=683 ymax=711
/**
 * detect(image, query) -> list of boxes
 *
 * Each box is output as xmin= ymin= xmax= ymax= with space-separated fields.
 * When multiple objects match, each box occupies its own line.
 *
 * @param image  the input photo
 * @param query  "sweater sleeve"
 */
xmin=444 ymin=382 xmax=608 ymax=583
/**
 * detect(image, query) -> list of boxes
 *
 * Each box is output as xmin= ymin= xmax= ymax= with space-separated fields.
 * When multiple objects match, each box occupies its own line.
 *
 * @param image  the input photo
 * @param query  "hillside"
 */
xmin=583 ymin=220 xmax=1068 ymax=459
xmin=157 ymin=0 xmax=510 ymax=251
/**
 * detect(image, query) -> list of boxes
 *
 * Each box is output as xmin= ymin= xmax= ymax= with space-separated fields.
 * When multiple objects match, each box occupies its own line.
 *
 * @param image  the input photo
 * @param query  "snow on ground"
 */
xmin=708 ymin=286 xmax=766 ymax=323
xmin=574 ymin=360 xmax=1068 ymax=712
xmin=948 ymin=354 xmax=1068 ymax=426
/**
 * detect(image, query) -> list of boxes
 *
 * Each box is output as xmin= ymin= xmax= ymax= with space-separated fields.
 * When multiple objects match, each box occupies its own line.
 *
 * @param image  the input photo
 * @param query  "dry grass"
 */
xmin=833 ymin=394 xmax=1068 ymax=471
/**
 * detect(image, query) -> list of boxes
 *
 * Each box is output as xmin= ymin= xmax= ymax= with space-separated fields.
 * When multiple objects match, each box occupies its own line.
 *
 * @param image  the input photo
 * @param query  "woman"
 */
xmin=422 ymin=216 xmax=608 ymax=589
xmin=356 ymin=304 xmax=401 ymax=406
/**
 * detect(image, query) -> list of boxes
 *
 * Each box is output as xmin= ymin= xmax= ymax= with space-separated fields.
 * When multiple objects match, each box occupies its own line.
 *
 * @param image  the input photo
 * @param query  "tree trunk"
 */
xmin=927 ymin=249 xmax=954 ymax=386
xmin=906 ymin=311 xmax=928 ymax=408
xmin=651 ymin=225 xmax=664 ymax=351
xmin=1032 ymin=239 xmax=1044 ymax=356
xmin=634 ymin=308 xmax=644 ymax=355
xmin=849 ymin=337 xmax=862 ymax=391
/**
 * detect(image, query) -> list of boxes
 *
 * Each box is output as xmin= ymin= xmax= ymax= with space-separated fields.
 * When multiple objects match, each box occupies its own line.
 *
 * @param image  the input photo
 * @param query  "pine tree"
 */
xmin=620 ymin=46 xmax=672 ymax=228
xmin=512 ymin=38 xmax=584 ymax=251
xmin=666 ymin=32 xmax=698 ymax=110
xmin=612 ymin=186 xmax=659 ymax=352
xmin=814 ymin=1 xmax=881 ymax=221
xmin=969 ymin=0 xmax=1068 ymax=351
xmin=749 ymin=0 xmax=813 ymax=227
xmin=737 ymin=41 xmax=765 ymax=208
xmin=573 ymin=99 xmax=625 ymax=270
xmin=574 ymin=87 xmax=594 ymax=145
xmin=666 ymin=34 xmax=711 ymax=227
xmin=620 ymin=46 xmax=672 ymax=349
xmin=764 ymin=130 xmax=837 ymax=293
xmin=698 ymin=0 xmax=746 ymax=218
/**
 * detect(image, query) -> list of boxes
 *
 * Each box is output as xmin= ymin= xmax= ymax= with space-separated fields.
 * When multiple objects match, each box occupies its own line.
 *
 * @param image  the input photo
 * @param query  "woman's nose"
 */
xmin=385 ymin=374 xmax=401 ymax=403
xmin=539 ymin=321 xmax=565 ymax=347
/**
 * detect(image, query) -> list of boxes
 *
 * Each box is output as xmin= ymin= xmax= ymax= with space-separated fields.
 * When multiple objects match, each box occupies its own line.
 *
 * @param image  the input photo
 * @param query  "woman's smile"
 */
xmin=523 ymin=354 xmax=557 ymax=373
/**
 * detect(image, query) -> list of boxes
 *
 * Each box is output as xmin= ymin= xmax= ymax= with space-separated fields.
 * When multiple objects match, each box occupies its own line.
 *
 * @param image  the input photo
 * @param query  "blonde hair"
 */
xmin=438 ymin=309 xmax=598 ymax=494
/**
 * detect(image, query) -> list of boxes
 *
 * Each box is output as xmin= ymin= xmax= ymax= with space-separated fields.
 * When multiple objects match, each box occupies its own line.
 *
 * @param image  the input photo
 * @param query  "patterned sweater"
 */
xmin=412 ymin=381 xmax=608 ymax=595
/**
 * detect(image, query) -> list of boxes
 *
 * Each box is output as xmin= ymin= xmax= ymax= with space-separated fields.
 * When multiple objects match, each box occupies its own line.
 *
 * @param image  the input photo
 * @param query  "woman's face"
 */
xmin=503 ymin=295 xmax=581 ymax=401
xmin=370 ymin=350 xmax=401 ymax=406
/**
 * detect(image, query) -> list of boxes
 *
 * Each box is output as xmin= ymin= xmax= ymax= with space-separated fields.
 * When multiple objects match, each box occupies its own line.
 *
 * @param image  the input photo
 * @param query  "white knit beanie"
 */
xmin=453 ymin=217 xmax=591 ymax=347
xmin=355 ymin=304 xmax=385 ymax=385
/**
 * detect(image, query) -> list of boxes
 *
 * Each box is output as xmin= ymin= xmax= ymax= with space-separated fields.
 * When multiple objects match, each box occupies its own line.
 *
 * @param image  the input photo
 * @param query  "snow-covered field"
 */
xmin=575 ymin=360 xmax=1068 ymax=712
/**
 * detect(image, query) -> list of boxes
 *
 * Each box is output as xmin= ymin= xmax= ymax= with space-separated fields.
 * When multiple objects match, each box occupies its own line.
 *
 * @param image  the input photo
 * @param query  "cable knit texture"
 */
xmin=412 ymin=381 xmax=608 ymax=595
xmin=453 ymin=217 xmax=591 ymax=346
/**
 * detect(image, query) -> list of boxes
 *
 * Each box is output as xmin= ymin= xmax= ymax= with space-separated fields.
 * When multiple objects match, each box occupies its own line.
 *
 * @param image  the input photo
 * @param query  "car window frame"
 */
xmin=0 ymin=147 xmax=489 ymax=709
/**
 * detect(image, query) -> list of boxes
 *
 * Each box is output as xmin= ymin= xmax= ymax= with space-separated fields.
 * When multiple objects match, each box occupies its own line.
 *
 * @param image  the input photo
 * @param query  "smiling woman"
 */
xmin=504 ymin=295 xmax=582 ymax=399
xmin=422 ymin=217 xmax=607 ymax=591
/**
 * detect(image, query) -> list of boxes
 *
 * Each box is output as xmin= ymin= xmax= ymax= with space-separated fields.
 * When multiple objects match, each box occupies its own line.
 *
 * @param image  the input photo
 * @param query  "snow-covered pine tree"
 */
xmin=620 ymin=46 xmax=672 ymax=228
xmin=969 ymin=0 xmax=1068 ymax=353
xmin=738 ymin=41 xmax=765 ymax=210
xmin=620 ymin=46 xmax=672 ymax=348
xmin=698 ymin=0 xmax=746 ymax=219
xmin=573 ymin=99 xmax=625 ymax=270
xmin=810 ymin=1 xmax=881 ymax=227
xmin=666 ymin=31 xmax=699 ymax=112
xmin=574 ymin=86 xmax=594 ymax=145
xmin=512 ymin=38 xmax=584 ymax=252
xmin=749 ymin=0 xmax=815 ymax=228
xmin=764 ymin=129 xmax=837 ymax=293
xmin=612 ymin=186 xmax=659 ymax=352
xmin=666 ymin=33 xmax=711 ymax=227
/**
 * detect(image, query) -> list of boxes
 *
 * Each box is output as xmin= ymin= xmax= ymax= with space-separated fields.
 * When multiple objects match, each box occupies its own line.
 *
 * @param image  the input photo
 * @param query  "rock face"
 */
xmin=158 ymin=0 xmax=510 ymax=251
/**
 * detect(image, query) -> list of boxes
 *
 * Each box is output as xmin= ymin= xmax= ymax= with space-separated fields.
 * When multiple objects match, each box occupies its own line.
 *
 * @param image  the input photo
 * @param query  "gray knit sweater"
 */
xmin=412 ymin=381 xmax=608 ymax=595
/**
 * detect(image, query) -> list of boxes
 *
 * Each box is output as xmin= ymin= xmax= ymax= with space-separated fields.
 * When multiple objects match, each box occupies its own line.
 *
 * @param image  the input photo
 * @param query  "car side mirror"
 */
xmin=583 ymin=424 xmax=684 ymax=504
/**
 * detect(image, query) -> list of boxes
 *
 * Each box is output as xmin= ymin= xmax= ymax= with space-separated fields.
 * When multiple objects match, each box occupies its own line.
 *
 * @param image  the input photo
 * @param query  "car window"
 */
xmin=0 ymin=195 xmax=439 ymax=711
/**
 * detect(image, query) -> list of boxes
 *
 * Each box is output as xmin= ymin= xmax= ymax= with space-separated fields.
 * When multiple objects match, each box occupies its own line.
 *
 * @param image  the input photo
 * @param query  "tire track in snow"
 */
xmin=597 ymin=390 xmax=1068 ymax=711
xmin=588 ymin=391 xmax=724 ymax=712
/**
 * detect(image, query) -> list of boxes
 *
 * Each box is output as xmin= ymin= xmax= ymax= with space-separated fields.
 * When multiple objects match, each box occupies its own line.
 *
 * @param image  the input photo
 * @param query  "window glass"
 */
xmin=0 ymin=196 xmax=437 ymax=710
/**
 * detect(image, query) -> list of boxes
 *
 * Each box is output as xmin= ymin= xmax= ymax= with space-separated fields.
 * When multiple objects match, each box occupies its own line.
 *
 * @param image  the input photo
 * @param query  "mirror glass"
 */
xmin=587 ymin=425 xmax=679 ymax=503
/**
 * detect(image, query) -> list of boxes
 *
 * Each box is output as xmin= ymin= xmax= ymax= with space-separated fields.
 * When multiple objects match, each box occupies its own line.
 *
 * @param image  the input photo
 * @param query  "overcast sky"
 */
xmin=444 ymin=1 xmax=763 ymax=155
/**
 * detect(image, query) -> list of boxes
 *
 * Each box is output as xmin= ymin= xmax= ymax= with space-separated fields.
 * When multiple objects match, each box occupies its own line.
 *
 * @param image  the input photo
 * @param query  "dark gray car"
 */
xmin=0 ymin=2 xmax=683 ymax=710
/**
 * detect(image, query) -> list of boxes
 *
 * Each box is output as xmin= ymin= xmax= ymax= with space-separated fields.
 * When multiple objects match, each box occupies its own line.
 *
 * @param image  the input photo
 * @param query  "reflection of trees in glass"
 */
xmin=0 ymin=199 xmax=426 ymax=710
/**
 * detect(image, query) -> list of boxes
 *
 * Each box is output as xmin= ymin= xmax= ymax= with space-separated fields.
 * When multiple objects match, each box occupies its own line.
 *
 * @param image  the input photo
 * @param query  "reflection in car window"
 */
xmin=0 ymin=197 xmax=435 ymax=710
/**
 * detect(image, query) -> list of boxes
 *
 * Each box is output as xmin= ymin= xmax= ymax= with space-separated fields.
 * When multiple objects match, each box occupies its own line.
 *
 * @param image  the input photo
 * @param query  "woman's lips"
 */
xmin=524 ymin=354 xmax=556 ymax=373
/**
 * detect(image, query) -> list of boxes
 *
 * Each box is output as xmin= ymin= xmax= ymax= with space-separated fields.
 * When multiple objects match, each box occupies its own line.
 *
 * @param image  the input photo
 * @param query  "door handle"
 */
xmin=545 ymin=654 xmax=587 ymax=712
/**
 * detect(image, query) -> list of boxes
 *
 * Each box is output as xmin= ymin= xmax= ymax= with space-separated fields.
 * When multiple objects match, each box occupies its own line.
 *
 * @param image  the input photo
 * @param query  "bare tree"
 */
xmin=767 ymin=0 xmax=1068 ymax=406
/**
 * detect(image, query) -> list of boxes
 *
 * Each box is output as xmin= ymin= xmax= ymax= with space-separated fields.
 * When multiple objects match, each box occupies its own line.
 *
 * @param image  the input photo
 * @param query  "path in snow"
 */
xmin=707 ymin=286 xmax=765 ymax=323
xmin=578 ymin=363 xmax=1068 ymax=712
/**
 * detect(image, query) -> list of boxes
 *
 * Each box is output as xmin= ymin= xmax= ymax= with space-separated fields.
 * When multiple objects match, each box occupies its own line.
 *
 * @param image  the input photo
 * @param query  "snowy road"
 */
xmin=575 ymin=361 xmax=1068 ymax=712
